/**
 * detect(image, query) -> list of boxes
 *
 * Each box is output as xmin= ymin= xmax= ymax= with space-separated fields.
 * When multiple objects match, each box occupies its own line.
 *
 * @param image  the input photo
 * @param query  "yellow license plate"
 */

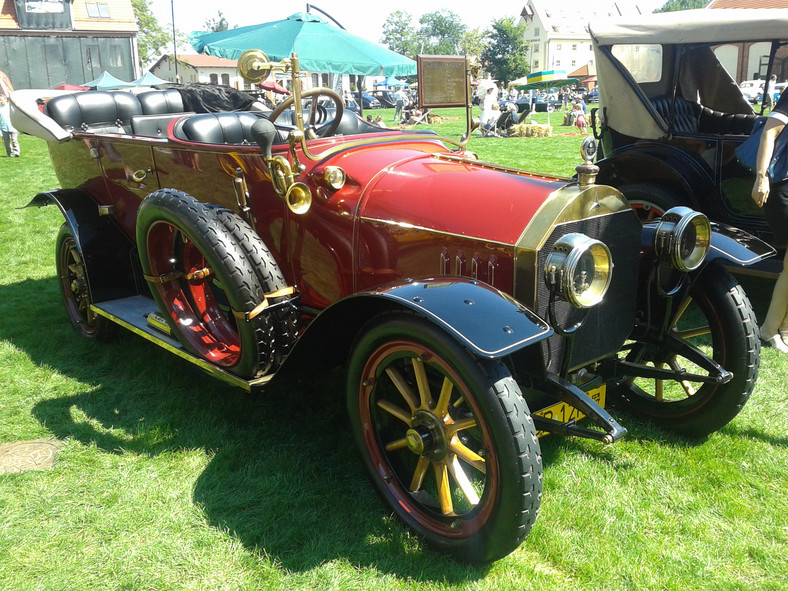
xmin=534 ymin=384 xmax=606 ymax=438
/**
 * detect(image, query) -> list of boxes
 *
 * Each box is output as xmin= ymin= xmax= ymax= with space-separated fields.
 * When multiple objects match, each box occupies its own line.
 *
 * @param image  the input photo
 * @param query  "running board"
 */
xmin=91 ymin=296 xmax=272 ymax=392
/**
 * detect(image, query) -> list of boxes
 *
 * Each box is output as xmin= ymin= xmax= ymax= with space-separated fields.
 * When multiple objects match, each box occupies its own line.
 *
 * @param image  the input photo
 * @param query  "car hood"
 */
xmin=329 ymin=144 xmax=568 ymax=246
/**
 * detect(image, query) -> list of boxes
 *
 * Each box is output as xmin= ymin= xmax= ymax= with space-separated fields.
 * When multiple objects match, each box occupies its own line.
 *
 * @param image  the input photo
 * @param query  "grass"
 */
xmin=1 ymin=117 xmax=787 ymax=591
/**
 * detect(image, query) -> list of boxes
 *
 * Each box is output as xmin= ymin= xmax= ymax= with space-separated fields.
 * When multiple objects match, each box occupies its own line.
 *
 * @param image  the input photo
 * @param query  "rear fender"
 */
xmin=26 ymin=189 xmax=142 ymax=302
xmin=595 ymin=145 xmax=713 ymax=210
xmin=271 ymin=277 xmax=553 ymax=384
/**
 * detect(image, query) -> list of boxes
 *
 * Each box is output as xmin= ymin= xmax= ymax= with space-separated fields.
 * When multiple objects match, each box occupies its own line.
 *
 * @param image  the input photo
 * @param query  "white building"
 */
xmin=149 ymin=54 xmax=249 ymax=89
xmin=518 ymin=1 xmax=657 ymax=73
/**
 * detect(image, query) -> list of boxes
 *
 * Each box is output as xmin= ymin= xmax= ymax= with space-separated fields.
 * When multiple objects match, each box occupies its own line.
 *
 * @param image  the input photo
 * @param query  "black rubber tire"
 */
xmin=619 ymin=183 xmax=683 ymax=222
xmin=347 ymin=313 xmax=542 ymax=563
xmin=205 ymin=204 xmax=298 ymax=368
xmin=137 ymin=189 xmax=282 ymax=378
xmin=55 ymin=224 xmax=116 ymax=342
xmin=612 ymin=263 xmax=760 ymax=437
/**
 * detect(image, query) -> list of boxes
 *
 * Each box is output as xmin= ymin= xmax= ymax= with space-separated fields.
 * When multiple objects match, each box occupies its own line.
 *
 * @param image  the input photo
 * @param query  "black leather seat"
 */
xmin=650 ymin=95 xmax=700 ymax=134
xmin=45 ymin=91 xmax=142 ymax=134
xmin=697 ymin=106 xmax=758 ymax=135
xmin=172 ymin=112 xmax=265 ymax=145
xmin=137 ymin=89 xmax=185 ymax=115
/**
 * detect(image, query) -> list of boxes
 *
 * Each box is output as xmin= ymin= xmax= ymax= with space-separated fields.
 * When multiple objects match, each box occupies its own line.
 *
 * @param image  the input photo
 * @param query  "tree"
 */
xmin=480 ymin=17 xmax=529 ymax=88
xmin=417 ymin=10 xmax=466 ymax=55
xmin=204 ymin=10 xmax=229 ymax=32
xmin=132 ymin=0 xmax=173 ymax=67
xmin=654 ymin=0 xmax=706 ymax=12
xmin=381 ymin=11 xmax=419 ymax=57
xmin=460 ymin=28 xmax=485 ymax=60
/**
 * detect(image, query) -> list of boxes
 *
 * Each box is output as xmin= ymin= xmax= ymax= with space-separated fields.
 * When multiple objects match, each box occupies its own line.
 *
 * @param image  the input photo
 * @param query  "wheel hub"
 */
xmin=407 ymin=410 xmax=448 ymax=460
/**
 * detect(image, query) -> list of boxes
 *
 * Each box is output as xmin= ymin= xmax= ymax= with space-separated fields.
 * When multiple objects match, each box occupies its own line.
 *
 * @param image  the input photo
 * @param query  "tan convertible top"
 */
xmin=590 ymin=8 xmax=788 ymax=46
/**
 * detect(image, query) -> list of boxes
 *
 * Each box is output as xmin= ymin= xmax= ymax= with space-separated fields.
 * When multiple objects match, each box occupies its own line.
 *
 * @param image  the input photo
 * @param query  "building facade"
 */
xmin=518 ymin=1 xmax=656 ymax=74
xmin=0 ymin=0 xmax=137 ymax=89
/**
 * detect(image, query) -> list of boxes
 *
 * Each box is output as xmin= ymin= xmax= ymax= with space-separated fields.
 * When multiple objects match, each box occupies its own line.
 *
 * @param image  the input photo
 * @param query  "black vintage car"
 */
xmin=590 ymin=8 xmax=788 ymax=273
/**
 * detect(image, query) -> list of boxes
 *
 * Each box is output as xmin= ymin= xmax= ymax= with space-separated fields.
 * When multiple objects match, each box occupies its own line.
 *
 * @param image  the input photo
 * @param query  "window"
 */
xmin=611 ymin=44 xmax=663 ymax=83
xmin=572 ymin=44 xmax=577 ymax=51
xmin=534 ymin=60 xmax=539 ymax=69
xmin=534 ymin=44 xmax=540 ymax=53
xmin=221 ymin=73 xmax=230 ymax=85
xmin=209 ymin=73 xmax=218 ymax=84
xmin=534 ymin=27 xmax=540 ymax=35
xmin=86 ymin=2 xmax=110 ymax=18
xmin=556 ymin=60 xmax=561 ymax=67
xmin=571 ymin=60 xmax=576 ymax=67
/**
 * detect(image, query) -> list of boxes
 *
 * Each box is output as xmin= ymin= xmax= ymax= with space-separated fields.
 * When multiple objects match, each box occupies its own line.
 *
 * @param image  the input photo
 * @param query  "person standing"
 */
xmin=394 ymin=87 xmax=407 ymax=123
xmin=765 ymin=74 xmax=778 ymax=109
xmin=0 ymin=94 xmax=20 ymax=158
xmin=751 ymin=90 xmax=788 ymax=352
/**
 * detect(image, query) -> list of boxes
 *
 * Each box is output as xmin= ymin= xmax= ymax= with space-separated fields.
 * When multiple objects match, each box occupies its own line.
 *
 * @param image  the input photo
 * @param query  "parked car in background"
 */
xmin=590 ymin=8 xmax=787 ymax=274
xmin=10 ymin=49 xmax=772 ymax=563
xmin=755 ymin=82 xmax=786 ymax=106
xmin=355 ymin=90 xmax=381 ymax=109
xmin=370 ymin=89 xmax=397 ymax=108
xmin=585 ymin=87 xmax=599 ymax=102
xmin=739 ymin=79 xmax=764 ymax=103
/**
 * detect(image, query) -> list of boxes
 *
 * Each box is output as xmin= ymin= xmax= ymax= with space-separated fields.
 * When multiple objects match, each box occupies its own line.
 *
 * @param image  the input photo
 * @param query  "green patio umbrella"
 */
xmin=514 ymin=70 xmax=578 ymax=126
xmin=188 ymin=12 xmax=416 ymax=77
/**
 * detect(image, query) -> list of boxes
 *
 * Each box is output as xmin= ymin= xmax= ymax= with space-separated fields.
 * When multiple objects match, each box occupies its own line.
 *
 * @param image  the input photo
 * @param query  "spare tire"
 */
xmin=137 ymin=189 xmax=295 ymax=378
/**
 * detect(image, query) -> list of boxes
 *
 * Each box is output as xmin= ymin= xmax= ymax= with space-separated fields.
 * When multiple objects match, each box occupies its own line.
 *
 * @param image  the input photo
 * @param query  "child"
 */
xmin=0 ymin=95 xmax=20 ymax=157
xmin=573 ymin=103 xmax=587 ymax=134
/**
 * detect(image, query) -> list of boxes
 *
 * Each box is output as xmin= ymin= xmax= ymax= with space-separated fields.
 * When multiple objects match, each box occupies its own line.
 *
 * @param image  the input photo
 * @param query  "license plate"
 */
xmin=534 ymin=384 xmax=606 ymax=437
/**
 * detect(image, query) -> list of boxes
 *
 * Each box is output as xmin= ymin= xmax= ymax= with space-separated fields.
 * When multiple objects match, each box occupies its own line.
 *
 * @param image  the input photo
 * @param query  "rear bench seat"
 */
xmin=45 ymin=91 xmax=142 ymax=134
xmin=649 ymin=94 xmax=758 ymax=135
xmin=45 ymin=89 xmax=193 ymax=138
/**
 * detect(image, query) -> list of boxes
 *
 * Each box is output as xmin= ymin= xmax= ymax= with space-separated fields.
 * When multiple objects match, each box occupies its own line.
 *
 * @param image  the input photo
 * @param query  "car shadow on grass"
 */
xmin=2 ymin=278 xmax=490 ymax=581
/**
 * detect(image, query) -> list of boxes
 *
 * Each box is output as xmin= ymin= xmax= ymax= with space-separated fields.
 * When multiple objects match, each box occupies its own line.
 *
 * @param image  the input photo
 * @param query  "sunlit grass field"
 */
xmin=1 ymin=110 xmax=787 ymax=590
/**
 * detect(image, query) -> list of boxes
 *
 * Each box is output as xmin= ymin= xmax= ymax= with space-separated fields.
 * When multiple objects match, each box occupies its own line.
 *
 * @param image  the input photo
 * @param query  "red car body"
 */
xmin=8 ymin=57 xmax=773 ymax=561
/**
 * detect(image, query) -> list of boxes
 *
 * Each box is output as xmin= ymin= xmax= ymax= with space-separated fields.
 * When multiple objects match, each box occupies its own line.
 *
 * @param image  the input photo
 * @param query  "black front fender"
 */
xmin=271 ymin=277 xmax=553 ymax=385
xmin=641 ymin=219 xmax=775 ymax=270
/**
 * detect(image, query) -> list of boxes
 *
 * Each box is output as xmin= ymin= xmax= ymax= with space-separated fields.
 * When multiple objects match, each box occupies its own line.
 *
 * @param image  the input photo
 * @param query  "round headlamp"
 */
xmin=544 ymin=233 xmax=613 ymax=308
xmin=654 ymin=206 xmax=711 ymax=272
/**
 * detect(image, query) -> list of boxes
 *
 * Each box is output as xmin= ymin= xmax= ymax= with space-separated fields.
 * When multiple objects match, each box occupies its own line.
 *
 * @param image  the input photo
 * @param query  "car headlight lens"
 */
xmin=544 ymin=233 xmax=613 ymax=308
xmin=654 ymin=206 xmax=711 ymax=272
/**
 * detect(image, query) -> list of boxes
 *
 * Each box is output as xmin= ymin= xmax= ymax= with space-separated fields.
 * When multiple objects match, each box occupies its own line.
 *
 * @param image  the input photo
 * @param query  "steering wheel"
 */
xmin=268 ymin=88 xmax=344 ymax=138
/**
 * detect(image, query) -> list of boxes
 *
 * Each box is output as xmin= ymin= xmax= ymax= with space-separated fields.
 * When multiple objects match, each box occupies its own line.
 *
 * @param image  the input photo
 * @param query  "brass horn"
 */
xmin=285 ymin=182 xmax=312 ymax=215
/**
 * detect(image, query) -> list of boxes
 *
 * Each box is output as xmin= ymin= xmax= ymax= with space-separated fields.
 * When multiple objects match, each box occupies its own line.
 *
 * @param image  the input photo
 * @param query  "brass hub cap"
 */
xmin=408 ymin=410 xmax=448 ymax=460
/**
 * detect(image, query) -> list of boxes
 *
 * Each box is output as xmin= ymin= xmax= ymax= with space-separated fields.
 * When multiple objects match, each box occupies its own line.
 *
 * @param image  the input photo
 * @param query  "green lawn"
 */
xmin=1 ymin=118 xmax=787 ymax=591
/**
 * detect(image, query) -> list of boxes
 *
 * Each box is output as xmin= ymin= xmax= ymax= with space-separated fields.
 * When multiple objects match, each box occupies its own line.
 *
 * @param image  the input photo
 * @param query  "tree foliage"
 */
xmin=461 ymin=28 xmax=486 ymax=60
xmin=654 ymin=0 xmax=706 ymax=12
xmin=132 ymin=0 xmax=172 ymax=67
xmin=417 ymin=10 xmax=466 ymax=55
xmin=480 ymin=17 xmax=529 ymax=87
xmin=381 ymin=11 xmax=419 ymax=57
xmin=204 ymin=10 xmax=229 ymax=32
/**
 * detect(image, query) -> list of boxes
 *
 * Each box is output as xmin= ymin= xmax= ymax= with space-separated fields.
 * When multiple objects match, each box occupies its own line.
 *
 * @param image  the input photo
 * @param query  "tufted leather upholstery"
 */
xmin=45 ymin=91 xmax=142 ymax=134
xmin=172 ymin=111 xmax=265 ymax=144
xmin=697 ymin=106 xmax=758 ymax=135
xmin=650 ymin=95 xmax=700 ymax=134
xmin=137 ymin=89 xmax=185 ymax=115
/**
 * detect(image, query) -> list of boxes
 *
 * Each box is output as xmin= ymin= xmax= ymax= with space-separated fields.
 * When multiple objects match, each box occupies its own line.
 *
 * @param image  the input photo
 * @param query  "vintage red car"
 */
xmin=9 ymin=52 xmax=774 ymax=562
